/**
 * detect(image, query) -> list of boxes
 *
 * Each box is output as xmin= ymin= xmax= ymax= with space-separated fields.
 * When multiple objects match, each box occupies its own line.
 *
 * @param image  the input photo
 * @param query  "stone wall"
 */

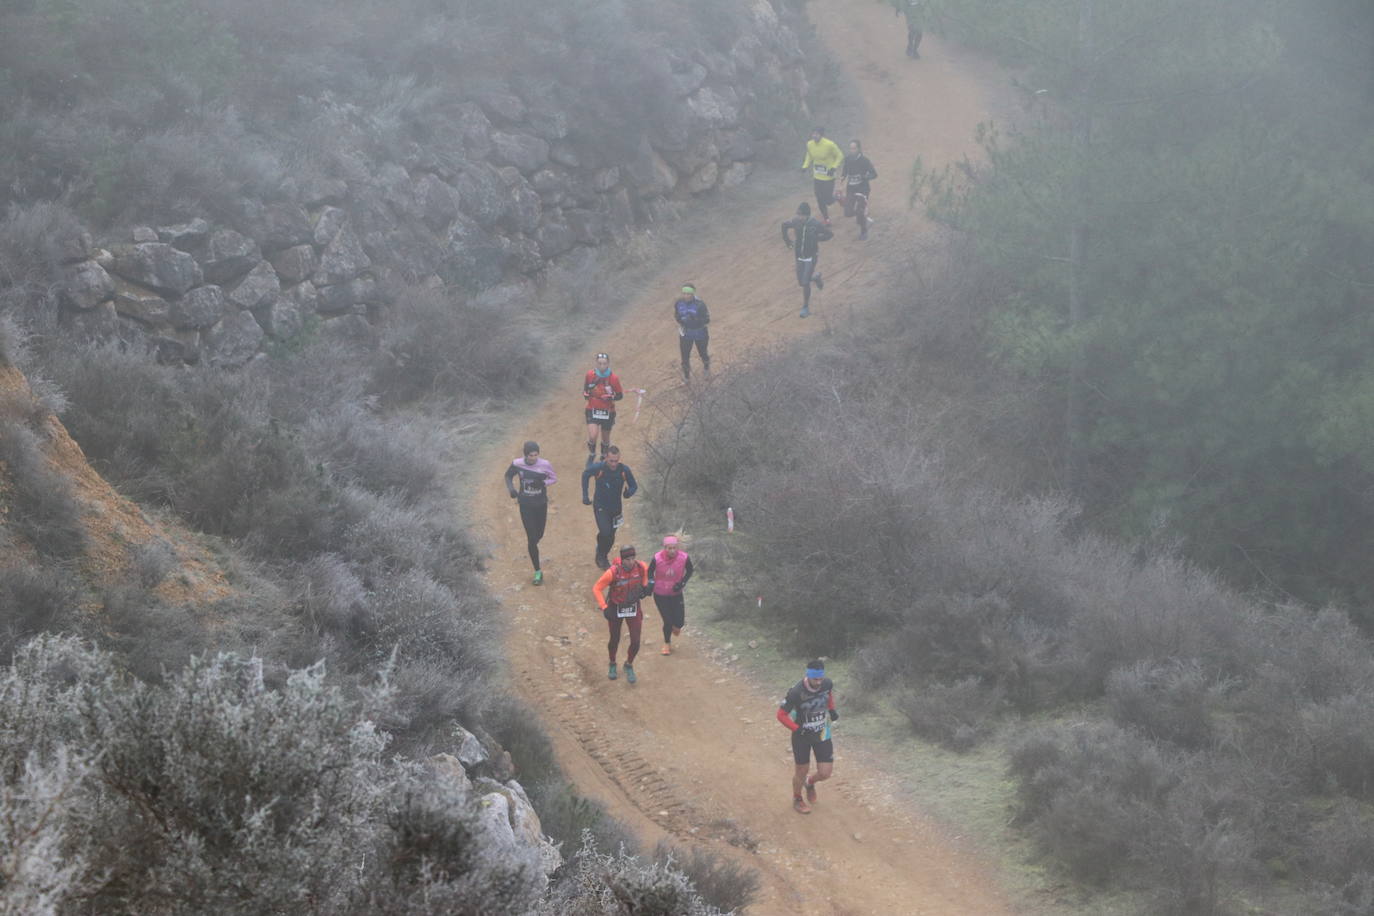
xmin=51 ymin=0 xmax=810 ymax=366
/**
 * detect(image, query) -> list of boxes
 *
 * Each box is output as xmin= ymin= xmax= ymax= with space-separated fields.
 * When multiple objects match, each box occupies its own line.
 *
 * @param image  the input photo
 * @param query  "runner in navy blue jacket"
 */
xmin=581 ymin=446 xmax=638 ymax=570
xmin=673 ymin=283 xmax=711 ymax=381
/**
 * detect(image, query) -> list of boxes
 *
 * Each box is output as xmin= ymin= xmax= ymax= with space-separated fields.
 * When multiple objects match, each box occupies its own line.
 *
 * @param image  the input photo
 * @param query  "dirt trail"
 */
xmin=474 ymin=4 xmax=1013 ymax=913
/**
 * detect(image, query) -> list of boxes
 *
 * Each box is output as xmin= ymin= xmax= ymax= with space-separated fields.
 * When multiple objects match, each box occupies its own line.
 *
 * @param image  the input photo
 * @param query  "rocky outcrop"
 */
xmin=42 ymin=0 xmax=812 ymax=364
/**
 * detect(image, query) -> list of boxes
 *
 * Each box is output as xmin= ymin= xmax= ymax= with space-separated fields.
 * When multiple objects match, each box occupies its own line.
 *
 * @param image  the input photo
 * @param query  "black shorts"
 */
xmin=791 ymin=730 xmax=834 ymax=765
xmin=585 ymin=407 xmax=616 ymax=430
xmin=813 ymin=178 xmax=836 ymax=207
xmin=795 ymin=256 xmax=818 ymax=287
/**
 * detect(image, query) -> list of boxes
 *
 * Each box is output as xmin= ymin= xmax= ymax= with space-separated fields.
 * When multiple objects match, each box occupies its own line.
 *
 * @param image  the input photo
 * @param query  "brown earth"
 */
xmin=474 ymin=2 xmax=1021 ymax=914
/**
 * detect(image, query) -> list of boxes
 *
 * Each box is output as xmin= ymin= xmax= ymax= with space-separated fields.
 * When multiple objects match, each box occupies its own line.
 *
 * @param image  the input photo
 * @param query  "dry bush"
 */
xmin=0 ymin=565 xmax=78 ymax=664
xmin=0 ymin=418 xmax=86 ymax=560
xmin=1106 ymin=659 xmax=1221 ymax=750
xmin=897 ymin=677 xmax=1006 ymax=752
xmin=653 ymin=840 xmax=762 ymax=914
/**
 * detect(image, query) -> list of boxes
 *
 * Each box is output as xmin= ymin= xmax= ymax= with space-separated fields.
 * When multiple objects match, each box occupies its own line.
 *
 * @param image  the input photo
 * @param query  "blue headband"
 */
xmin=805 ymin=668 xmax=825 ymax=679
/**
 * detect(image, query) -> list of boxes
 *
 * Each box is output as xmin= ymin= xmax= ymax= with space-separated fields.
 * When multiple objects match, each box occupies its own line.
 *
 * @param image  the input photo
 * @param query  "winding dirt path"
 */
xmin=476 ymin=4 xmax=1014 ymax=913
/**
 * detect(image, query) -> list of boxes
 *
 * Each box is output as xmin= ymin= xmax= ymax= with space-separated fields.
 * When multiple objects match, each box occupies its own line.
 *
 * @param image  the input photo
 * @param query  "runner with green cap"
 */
xmin=673 ymin=283 xmax=711 ymax=381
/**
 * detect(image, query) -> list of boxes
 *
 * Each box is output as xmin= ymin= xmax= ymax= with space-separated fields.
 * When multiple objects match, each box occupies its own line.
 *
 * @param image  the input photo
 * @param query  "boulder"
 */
xmin=170 ymin=285 xmax=227 ymax=329
xmin=414 ymin=174 xmax=462 ymax=233
xmin=453 ymin=726 xmax=488 ymax=770
xmin=226 ymin=260 xmax=280 ymax=312
xmin=504 ymin=174 xmax=543 ymax=235
xmin=312 ymin=223 xmax=371 ymax=286
xmin=61 ymin=301 xmax=119 ymax=340
xmin=256 ymin=203 xmax=314 ymax=252
xmin=454 ymin=164 xmax=510 ymax=229
xmin=60 ymin=260 xmax=114 ymax=310
xmin=565 ymin=209 xmax=608 ymax=246
xmin=108 ymin=243 xmax=203 ymax=296
xmin=733 ymin=32 xmax=763 ymax=72
xmin=490 ymin=131 xmax=550 ymax=174
xmin=313 ymin=206 xmax=348 ymax=246
xmin=548 ymin=140 xmax=580 ymax=169
xmin=55 ymin=226 xmax=94 ymax=264
xmin=470 ymin=88 xmax=527 ymax=124
xmin=204 ymin=309 xmax=265 ymax=368
xmin=441 ymin=215 xmax=510 ymax=291
xmin=606 ymin=187 xmax=635 ymax=235
xmin=454 ymin=102 xmax=494 ymax=160
xmin=156 ymin=217 xmax=211 ymax=250
xmin=671 ymin=62 xmax=709 ymax=98
xmin=685 ymin=161 xmax=720 ymax=194
xmin=428 ymin=753 xmax=473 ymax=797
xmin=131 ymin=226 xmax=158 ymax=243
xmin=533 ymin=217 xmax=575 ymax=259
xmin=507 ymin=235 xmax=544 ymax=275
xmin=319 ymin=314 xmax=374 ymax=344
xmin=688 ymin=85 xmax=741 ymax=129
xmin=254 ymin=298 xmax=303 ymax=340
xmin=111 ymin=279 xmax=171 ymax=324
xmin=270 ymin=245 xmax=317 ymax=285
xmin=284 ymin=281 xmax=321 ymax=315
xmin=719 ymin=128 xmax=756 ymax=162
xmin=527 ymin=107 xmax=569 ymax=141
xmin=664 ymin=136 xmax=719 ymax=175
xmin=198 ymin=230 xmax=261 ymax=285
xmin=301 ymin=176 xmax=348 ymax=208
xmin=720 ymin=160 xmax=755 ymax=188
xmin=151 ymin=329 xmax=200 ymax=364
xmin=625 ymin=137 xmax=678 ymax=196
xmin=591 ymin=167 xmax=621 ymax=193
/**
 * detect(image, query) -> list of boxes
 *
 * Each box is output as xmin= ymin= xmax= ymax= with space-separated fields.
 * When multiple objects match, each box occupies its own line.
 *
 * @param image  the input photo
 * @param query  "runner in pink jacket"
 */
xmin=646 ymin=535 xmax=695 ymax=655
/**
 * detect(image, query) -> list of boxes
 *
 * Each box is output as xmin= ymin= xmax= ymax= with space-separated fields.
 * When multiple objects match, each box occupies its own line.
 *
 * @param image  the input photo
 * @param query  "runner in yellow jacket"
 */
xmin=801 ymin=126 xmax=845 ymax=225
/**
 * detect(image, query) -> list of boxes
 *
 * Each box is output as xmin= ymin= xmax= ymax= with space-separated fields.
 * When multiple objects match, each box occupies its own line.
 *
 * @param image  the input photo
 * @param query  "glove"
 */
xmin=508 ymin=489 xmax=519 ymax=499
xmin=582 ymin=497 xmax=591 ymax=506
xmin=645 ymin=579 xmax=655 ymax=591
xmin=829 ymin=709 xmax=839 ymax=721
xmin=672 ymin=581 xmax=684 ymax=593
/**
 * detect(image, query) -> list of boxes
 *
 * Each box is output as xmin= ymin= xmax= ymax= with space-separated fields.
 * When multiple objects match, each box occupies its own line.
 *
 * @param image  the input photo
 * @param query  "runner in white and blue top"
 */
xmin=777 ymin=658 xmax=840 ymax=814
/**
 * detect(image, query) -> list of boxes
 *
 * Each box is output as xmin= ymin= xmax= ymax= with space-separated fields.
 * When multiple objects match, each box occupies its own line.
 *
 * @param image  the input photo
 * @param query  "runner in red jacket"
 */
xmin=593 ymin=545 xmax=650 ymax=683
xmin=583 ymin=352 xmax=624 ymax=465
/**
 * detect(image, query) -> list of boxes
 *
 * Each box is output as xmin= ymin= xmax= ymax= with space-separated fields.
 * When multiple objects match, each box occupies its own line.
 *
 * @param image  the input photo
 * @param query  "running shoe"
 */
xmin=813 ymin=273 xmax=824 ymax=290
xmin=806 ymin=777 xmax=818 ymax=804
xmin=595 ymin=555 xmax=610 ymax=570
xmin=823 ymin=217 xmax=831 ymax=226
xmin=661 ymin=644 xmax=672 ymax=656
xmin=607 ymin=663 xmax=618 ymax=680
xmin=624 ymin=664 xmax=636 ymax=684
xmin=858 ymin=229 xmax=868 ymax=241
xmin=799 ymin=306 xmax=810 ymax=318
xmin=532 ymin=570 xmax=543 ymax=586
xmin=793 ymin=795 xmax=812 ymax=814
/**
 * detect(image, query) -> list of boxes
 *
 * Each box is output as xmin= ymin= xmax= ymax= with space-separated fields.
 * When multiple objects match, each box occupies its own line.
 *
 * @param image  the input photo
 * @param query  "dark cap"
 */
xmin=619 ymin=544 xmax=637 ymax=558
xmin=522 ymin=440 xmax=540 ymax=456
xmin=797 ymin=202 xmax=811 ymax=216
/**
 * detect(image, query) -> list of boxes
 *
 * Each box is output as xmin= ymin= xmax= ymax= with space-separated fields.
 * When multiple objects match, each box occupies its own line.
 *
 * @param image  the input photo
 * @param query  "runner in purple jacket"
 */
xmin=504 ymin=440 xmax=557 ymax=585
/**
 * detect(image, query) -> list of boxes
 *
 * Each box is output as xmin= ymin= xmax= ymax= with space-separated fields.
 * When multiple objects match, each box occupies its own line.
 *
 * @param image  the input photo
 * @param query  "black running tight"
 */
xmin=519 ymin=502 xmax=547 ymax=571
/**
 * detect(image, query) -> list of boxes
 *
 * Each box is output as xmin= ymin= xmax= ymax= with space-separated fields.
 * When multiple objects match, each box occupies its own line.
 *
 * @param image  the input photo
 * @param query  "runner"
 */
xmin=583 ymin=352 xmax=624 ymax=465
xmin=898 ymin=0 xmax=924 ymax=58
xmin=593 ymin=544 xmax=650 ymax=683
xmin=673 ymin=283 xmax=711 ymax=381
xmin=781 ymin=202 xmax=833 ymax=318
xmin=503 ymin=440 xmax=557 ymax=585
xmin=581 ymin=445 xmax=639 ymax=570
xmin=776 ymin=658 xmax=840 ymax=814
xmin=840 ymin=140 xmax=878 ymax=241
xmin=800 ymin=126 xmax=844 ymax=225
xmin=646 ymin=534 xmax=694 ymax=655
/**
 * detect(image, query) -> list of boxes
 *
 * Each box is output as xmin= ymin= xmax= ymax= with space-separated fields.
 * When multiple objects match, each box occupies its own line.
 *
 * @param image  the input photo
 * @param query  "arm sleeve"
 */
xmin=504 ymin=464 xmax=518 ymax=493
xmin=801 ymin=145 xmax=814 ymax=170
xmin=699 ymin=301 xmax=709 ymax=325
xmin=592 ymin=568 xmax=613 ymax=609
xmin=611 ymin=375 xmax=624 ymax=401
xmin=638 ymin=564 xmax=650 ymax=587
xmin=868 ymin=161 xmax=878 ymax=180
xmin=777 ymin=706 xmax=799 ymax=731
xmin=622 ymin=467 xmax=638 ymax=498
xmin=581 ymin=466 xmax=595 ymax=501
xmin=646 ymin=557 xmax=658 ymax=578
xmin=828 ymin=691 xmax=836 ymax=711
xmin=543 ymin=463 xmax=557 ymax=486
xmin=781 ymin=221 xmax=793 ymax=244
xmin=680 ymin=556 xmax=694 ymax=585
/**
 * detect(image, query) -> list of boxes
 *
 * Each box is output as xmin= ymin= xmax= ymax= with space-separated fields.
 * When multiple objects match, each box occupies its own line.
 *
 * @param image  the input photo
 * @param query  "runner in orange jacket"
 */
xmin=593 ymin=544 xmax=650 ymax=683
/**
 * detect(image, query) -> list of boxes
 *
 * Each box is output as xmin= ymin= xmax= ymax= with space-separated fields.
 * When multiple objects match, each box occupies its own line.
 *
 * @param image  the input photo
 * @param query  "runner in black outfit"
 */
xmin=840 ymin=140 xmax=878 ymax=241
xmin=581 ymin=445 xmax=639 ymax=570
xmin=781 ymin=202 xmax=833 ymax=318
xmin=673 ymin=283 xmax=711 ymax=381
xmin=776 ymin=658 xmax=839 ymax=814
xmin=504 ymin=440 xmax=557 ymax=585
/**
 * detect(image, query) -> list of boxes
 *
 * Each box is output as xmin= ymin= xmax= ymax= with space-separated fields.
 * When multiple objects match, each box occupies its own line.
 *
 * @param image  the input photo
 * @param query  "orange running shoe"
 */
xmin=661 ymin=644 xmax=672 ymax=655
xmin=793 ymin=795 xmax=812 ymax=814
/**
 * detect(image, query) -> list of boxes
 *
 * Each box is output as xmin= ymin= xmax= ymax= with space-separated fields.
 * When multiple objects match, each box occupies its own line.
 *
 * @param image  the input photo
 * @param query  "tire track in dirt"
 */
xmin=476 ymin=3 xmax=1018 ymax=913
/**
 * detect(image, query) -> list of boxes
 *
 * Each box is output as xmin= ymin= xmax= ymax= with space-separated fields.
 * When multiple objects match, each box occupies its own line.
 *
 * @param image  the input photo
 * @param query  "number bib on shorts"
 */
xmin=591 ymin=408 xmax=610 ymax=420
xmin=616 ymin=604 xmax=637 ymax=618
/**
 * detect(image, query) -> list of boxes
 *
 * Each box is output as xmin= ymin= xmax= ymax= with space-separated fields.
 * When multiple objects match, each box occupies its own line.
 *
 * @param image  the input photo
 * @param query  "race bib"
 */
xmin=848 ymin=175 xmax=865 ymax=186
xmin=521 ymin=480 xmax=541 ymax=495
xmin=804 ymin=712 xmax=826 ymax=731
xmin=591 ymin=408 xmax=610 ymax=420
xmin=812 ymin=163 xmax=832 ymax=178
xmin=616 ymin=604 xmax=637 ymax=618
xmin=612 ymin=514 xmax=624 ymax=529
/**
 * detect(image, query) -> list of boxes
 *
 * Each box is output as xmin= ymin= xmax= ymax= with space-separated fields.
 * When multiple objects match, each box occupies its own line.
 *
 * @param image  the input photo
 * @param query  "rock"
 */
xmin=719 ymin=129 xmax=756 ymax=162
xmin=427 ymin=753 xmax=473 ymax=797
xmin=490 ymin=131 xmax=550 ymax=174
xmin=533 ymin=217 xmax=575 ymax=259
xmin=507 ymin=234 xmax=543 ymax=275
xmin=548 ymin=140 xmax=580 ymax=169
xmin=526 ymin=107 xmax=569 ymax=141
xmin=60 ymin=260 xmax=114 ymax=310
xmin=625 ymin=138 xmax=678 ymax=197
xmin=111 ymin=279 xmax=171 ymax=324
xmin=313 ymin=206 xmax=348 ymax=246
xmin=565 ymin=209 xmax=607 ymax=246
xmin=312 ymin=222 xmax=370 ymax=286
xmin=453 ymin=726 xmax=489 ymax=770
xmin=198 ymin=230 xmax=261 ymax=285
xmin=319 ymin=313 xmax=374 ymax=344
xmin=686 ymin=161 xmax=719 ymax=194
xmin=671 ymin=62 xmax=708 ymax=97
xmin=591 ymin=167 xmax=621 ymax=193
xmin=301 ymin=176 xmax=348 ymax=208
xmin=256 ymin=202 xmax=314 ymax=252
xmin=376 ymin=162 xmax=415 ymax=216
xmin=688 ymin=85 xmax=741 ymax=129
xmin=108 ymin=243 xmax=203 ymax=296
xmin=471 ymin=88 xmax=527 ymax=124
xmin=476 ymin=791 xmax=517 ymax=847
xmin=283 ymin=281 xmax=321 ymax=315
xmin=253 ymin=297 xmax=303 ymax=340
xmin=204 ymin=310 xmax=266 ymax=367
xmin=156 ymin=217 xmax=211 ymax=250
xmin=170 ymin=285 xmax=226 ymax=329
xmin=664 ymin=136 xmax=719 ymax=175
xmin=454 ymin=102 xmax=494 ymax=160
xmin=442 ymin=215 xmax=510 ymax=290
xmin=151 ymin=329 xmax=200 ymax=364
xmin=93 ymin=248 xmax=113 ymax=268
xmin=270 ymin=245 xmax=317 ymax=285
xmin=132 ymin=226 xmax=158 ymax=243
xmin=414 ymin=174 xmax=461 ymax=233
xmin=720 ymin=161 xmax=754 ymax=189
xmin=504 ymin=174 xmax=543 ymax=235
xmin=606 ymin=187 xmax=635 ymax=235
xmin=454 ymin=164 xmax=510 ymax=229
xmin=226 ymin=260 xmax=280 ymax=312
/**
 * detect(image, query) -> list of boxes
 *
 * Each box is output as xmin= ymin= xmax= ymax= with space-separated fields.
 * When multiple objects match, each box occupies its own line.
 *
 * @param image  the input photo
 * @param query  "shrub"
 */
xmin=897 ymin=677 xmax=1005 ymax=751
xmin=653 ymin=841 xmax=762 ymax=915
xmin=0 ymin=565 xmax=78 ymax=663
xmin=0 ymin=417 xmax=86 ymax=560
xmin=1106 ymin=659 xmax=1219 ymax=750
xmin=543 ymin=833 xmax=728 ymax=916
